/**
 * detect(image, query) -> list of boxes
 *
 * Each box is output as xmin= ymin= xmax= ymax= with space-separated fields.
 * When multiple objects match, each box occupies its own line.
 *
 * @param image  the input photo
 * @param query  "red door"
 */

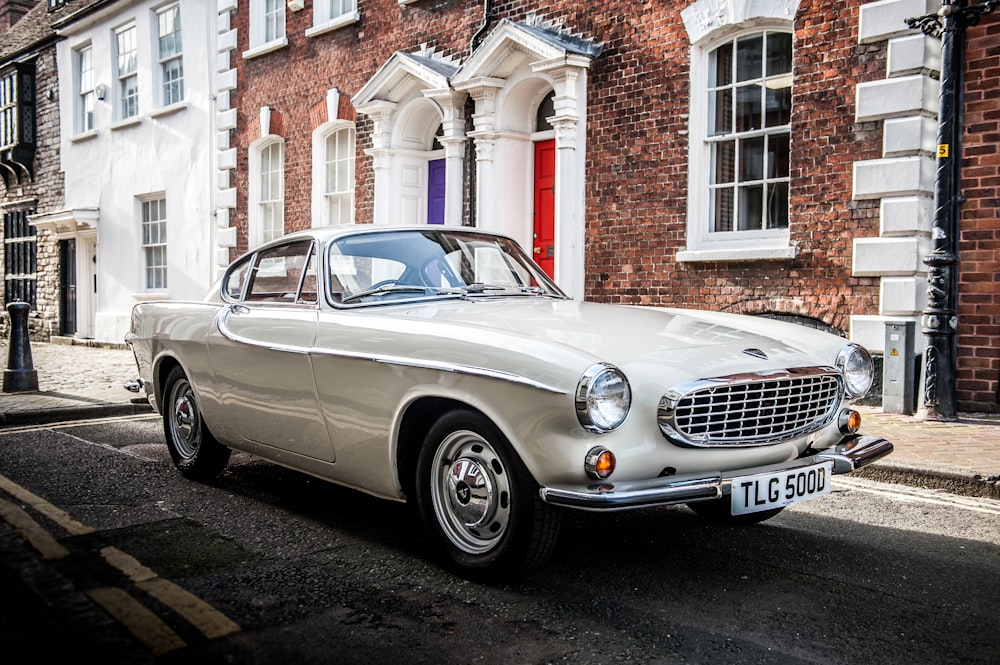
xmin=533 ymin=139 xmax=556 ymax=280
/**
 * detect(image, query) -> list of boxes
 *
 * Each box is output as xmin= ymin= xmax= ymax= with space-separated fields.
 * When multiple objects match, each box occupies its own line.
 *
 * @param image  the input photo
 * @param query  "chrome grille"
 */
xmin=657 ymin=369 xmax=843 ymax=447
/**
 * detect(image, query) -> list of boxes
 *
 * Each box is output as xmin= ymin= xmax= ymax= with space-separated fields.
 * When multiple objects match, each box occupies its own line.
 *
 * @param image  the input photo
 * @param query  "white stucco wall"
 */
xmin=55 ymin=0 xmax=217 ymax=344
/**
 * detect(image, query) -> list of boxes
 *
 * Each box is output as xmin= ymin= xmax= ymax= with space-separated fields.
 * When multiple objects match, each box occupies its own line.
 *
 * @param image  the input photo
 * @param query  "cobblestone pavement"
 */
xmin=3 ymin=340 xmax=999 ymax=497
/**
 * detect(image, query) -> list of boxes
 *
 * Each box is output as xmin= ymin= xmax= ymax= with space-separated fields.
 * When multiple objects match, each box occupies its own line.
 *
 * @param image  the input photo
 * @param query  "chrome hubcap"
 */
xmin=431 ymin=430 xmax=511 ymax=555
xmin=169 ymin=380 xmax=200 ymax=458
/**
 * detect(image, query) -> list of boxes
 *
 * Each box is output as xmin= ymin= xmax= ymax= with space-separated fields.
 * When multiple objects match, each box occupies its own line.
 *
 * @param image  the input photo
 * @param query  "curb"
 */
xmin=856 ymin=462 xmax=1000 ymax=501
xmin=0 ymin=402 xmax=153 ymax=427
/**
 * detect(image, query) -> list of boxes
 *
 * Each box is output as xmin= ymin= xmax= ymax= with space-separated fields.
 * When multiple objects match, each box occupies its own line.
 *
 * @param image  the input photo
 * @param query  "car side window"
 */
xmin=223 ymin=256 xmax=253 ymax=300
xmin=297 ymin=249 xmax=318 ymax=305
xmin=246 ymin=240 xmax=316 ymax=305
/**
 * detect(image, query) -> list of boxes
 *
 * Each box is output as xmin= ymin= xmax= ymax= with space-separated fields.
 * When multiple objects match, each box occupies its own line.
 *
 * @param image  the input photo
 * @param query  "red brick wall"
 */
xmin=957 ymin=22 xmax=1000 ymax=412
xmin=583 ymin=0 xmax=884 ymax=337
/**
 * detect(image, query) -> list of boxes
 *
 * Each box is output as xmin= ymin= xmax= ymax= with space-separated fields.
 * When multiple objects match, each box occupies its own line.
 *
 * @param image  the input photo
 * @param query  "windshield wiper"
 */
xmin=340 ymin=284 xmax=429 ymax=304
xmin=434 ymin=283 xmax=509 ymax=297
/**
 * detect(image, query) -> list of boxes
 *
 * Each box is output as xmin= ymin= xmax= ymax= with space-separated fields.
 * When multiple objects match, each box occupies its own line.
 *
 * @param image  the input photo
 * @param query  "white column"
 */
xmin=356 ymin=100 xmax=397 ymax=226
xmin=425 ymin=89 xmax=468 ymax=227
xmin=463 ymin=82 xmax=503 ymax=231
xmin=542 ymin=62 xmax=588 ymax=300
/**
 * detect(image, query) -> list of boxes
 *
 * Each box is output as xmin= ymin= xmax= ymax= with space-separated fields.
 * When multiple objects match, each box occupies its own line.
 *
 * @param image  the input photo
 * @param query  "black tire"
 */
xmin=686 ymin=498 xmax=784 ymax=525
xmin=416 ymin=409 xmax=560 ymax=580
xmin=162 ymin=366 xmax=230 ymax=481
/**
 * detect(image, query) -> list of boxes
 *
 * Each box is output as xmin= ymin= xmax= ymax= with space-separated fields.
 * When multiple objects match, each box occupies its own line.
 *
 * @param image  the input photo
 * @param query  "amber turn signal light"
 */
xmin=585 ymin=447 xmax=616 ymax=480
xmin=838 ymin=408 xmax=862 ymax=434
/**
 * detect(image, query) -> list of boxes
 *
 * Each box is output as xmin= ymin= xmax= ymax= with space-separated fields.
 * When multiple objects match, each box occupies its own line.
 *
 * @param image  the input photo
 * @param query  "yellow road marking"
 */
xmin=0 ymin=473 xmax=241 ymax=650
xmin=0 ymin=497 xmax=70 ymax=560
xmin=102 ymin=547 xmax=240 ymax=638
xmin=86 ymin=587 xmax=187 ymax=656
xmin=0 ymin=474 xmax=95 ymax=536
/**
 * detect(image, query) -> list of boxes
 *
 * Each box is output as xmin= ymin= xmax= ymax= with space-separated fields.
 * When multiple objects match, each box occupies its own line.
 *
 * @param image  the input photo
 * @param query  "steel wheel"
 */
xmin=162 ymin=366 xmax=230 ymax=480
xmin=429 ymin=429 xmax=512 ymax=555
xmin=168 ymin=377 xmax=202 ymax=460
xmin=416 ymin=409 xmax=560 ymax=579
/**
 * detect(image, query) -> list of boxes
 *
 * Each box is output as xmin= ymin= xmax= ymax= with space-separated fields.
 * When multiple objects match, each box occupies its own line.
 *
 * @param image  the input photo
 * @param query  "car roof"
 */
xmin=257 ymin=224 xmax=507 ymax=249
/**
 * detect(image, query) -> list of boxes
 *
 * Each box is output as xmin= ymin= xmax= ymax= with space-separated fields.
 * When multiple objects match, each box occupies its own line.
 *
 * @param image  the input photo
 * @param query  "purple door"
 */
xmin=427 ymin=159 xmax=446 ymax=225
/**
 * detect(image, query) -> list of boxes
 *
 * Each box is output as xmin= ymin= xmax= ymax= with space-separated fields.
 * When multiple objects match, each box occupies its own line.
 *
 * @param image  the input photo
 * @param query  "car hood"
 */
xmin=376 ymin=298 xmax=845 ymax=384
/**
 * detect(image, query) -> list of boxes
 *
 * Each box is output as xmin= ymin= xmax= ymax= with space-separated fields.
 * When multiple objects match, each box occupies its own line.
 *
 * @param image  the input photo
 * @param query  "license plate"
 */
xmin=730 ymin=461 xmax=834 ymax=515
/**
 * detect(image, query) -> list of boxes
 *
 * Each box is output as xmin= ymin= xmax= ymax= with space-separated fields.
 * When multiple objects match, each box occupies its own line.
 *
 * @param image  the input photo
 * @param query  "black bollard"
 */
xmin=3 ymin=301 xmax=39 ymax=393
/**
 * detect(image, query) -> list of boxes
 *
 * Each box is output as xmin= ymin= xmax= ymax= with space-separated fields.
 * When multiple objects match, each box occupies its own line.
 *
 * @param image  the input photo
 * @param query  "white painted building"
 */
xmin=32 ymin=0 xmax=218 ymax=343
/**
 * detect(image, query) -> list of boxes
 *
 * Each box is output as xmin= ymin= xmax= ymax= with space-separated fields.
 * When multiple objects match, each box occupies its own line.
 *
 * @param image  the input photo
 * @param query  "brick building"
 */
xmin=214 ymin=0 xmax=997 ymax=413
xmin=956 ymin=15 xmax=999 ymax=412
xmin=0 ymin=0 xmax=82 ymax=342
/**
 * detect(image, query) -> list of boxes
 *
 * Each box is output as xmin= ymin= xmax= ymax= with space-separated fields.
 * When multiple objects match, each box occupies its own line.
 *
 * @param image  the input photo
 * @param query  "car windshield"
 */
xmin=327 ymin=229 xmax=567 ymax=306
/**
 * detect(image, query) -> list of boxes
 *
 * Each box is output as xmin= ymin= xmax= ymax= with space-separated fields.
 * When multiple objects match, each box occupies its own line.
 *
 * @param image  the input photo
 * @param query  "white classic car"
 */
xmin=126 ymin=225 xmax=892 ymax=578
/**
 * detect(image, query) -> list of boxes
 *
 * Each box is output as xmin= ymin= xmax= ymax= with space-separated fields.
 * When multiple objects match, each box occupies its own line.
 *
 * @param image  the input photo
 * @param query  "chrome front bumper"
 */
xmin=538 ymin=435 xmax=893 ymax=511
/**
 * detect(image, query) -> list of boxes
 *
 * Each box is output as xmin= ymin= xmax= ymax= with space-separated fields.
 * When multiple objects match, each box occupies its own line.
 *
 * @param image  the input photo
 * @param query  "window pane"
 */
xmin=766 ymin=32 xmax=792 ymax=77
xmin=764 ymin=85 xmax=791 ymax=127
xmin=735 ymin=84 xmax=761 ymax=132
xmin=163 ymin=58 xmax=184 ymax=105
xmin=158 ymin=6 xmax=182 ymax=58
xmin=740 ymin=136 xmax=765 ymax=182
xmin=117 ymin=27 xmax=137 ymax=74
xmin=767 ymin=181 xmax=789 ymax=229
xmin=711 ymin=140 xmax=735 ymax=185
xmin=708 ymin=42 xmax=732 ymax=87
xmin=709 ymin=89 xmax=732 ymax=136
xmin=711 ymin=187 xmax=734 ymax=233
xmin=121 ymin=76 xmax=138 ymax=117
xmin=735 ymin=35 xmax=762 ymax=82
xmin=704 ymin=31 xmax=793 ymax=238
xmin=159 ymin=5 xmax=184 ymax=106
xmin=738 ymin=184 xmax=764 ymax=230
xmin=141 ymin=199 xmax=167 ymax=290
xmin=265 ymin=0 xmax=285 ymax=41
xmin=768 ymin=133 xmax=790 ymax=179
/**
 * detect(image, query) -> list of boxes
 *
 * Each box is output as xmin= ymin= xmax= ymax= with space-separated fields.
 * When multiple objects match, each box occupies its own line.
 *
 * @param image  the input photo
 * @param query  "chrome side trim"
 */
xmin=216 ymin=307 xmax=567 ymax=395
xmin=539 ymin=434 xmax=894 ymax=512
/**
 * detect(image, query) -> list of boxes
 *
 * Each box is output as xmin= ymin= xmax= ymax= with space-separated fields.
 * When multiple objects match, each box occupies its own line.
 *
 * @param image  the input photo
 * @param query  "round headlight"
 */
xmin=576 ymin=363 xmax=631 ymax=432
xmin=837 ymin=344 xmax=874 ymax=399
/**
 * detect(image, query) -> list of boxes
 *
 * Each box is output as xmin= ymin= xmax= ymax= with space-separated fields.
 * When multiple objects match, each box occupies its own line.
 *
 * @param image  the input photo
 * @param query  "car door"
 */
xmin=208 ymin=239 xmax=334 ymax=461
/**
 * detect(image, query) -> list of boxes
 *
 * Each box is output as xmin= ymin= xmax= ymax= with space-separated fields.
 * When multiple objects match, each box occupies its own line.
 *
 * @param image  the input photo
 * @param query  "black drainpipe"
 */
xmin=470 ymin=0 xmax=496 ymax=53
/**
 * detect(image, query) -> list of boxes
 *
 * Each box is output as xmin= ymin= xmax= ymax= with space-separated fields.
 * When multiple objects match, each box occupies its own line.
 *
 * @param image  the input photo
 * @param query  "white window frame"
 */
xmin=249 ymin=137 xmax=285 ymax=248
xmin=114 ymin=23 xmax=139 ymax=121
xmin=245 ymin=0 xmax=287 ymax=58
xmin=140 ymin=196 xmax=168 ymax=292
xmin=155 ymin=3 xmax=184 ymax=107
xmin=679 ymin=19 xmax=798 ymax=263
xmin=75 ymin=44 xmax=95 ymax=134
xmin=306 ymin=0 xmax=360 ymax=38
xmin=312 ymin=122 xmax=356 ymax=226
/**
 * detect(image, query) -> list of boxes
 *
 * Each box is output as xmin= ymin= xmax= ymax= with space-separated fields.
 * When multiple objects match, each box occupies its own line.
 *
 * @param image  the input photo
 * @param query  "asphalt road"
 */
xmin=1 ymin=414 xmax=998 ymax=664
